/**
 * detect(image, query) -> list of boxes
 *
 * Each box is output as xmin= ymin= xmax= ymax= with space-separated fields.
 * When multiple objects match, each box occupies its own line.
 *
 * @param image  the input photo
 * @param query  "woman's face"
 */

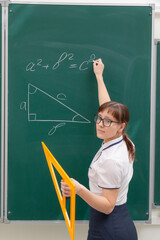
xmin=96 ymin=109 xmax=125 ymax=143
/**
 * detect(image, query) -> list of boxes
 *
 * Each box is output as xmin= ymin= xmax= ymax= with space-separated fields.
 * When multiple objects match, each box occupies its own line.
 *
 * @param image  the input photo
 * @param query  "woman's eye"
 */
xmin=104 ymin=119 xmax=111 ymax=123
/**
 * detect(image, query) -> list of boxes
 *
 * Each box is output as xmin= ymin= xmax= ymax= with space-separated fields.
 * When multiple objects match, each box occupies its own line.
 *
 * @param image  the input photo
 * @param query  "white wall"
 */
xmin=155 ymin=12 xmax=160 ymax=39
xmin=1 ymin=1 xmax=160 ymax=240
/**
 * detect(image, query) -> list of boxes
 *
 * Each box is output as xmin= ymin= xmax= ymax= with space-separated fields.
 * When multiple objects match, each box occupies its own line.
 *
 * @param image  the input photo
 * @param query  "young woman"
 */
xmin=61 ymin=59 xmax=138 ymax=240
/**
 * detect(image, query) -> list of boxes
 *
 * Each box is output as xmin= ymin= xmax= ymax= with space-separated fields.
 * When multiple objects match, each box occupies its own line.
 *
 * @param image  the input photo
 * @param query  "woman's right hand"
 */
xmin=93 ymin=58 xmax=111 ymax=104
xmin=93 ymin=59 xmax=104 ymax=78
xmin=61 ymin=178 xmax=82 ymax=197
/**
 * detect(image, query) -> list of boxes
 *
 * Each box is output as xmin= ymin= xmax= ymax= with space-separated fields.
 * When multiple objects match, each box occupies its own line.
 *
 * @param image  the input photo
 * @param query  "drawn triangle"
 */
xmin=28 ymin=83 xmax=90 ymax=123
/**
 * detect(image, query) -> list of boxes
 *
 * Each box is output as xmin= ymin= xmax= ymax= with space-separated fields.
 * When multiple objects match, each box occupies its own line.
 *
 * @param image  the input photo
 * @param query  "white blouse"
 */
xmin=88 ymin=136 xmax=133 ymax=206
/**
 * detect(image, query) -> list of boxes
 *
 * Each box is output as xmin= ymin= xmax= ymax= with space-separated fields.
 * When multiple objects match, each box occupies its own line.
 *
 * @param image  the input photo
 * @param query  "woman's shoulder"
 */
xmin=102 ymin=139 xmax=128 ymax=157
xmin=100 ymin=141 xmax=131 ymax=167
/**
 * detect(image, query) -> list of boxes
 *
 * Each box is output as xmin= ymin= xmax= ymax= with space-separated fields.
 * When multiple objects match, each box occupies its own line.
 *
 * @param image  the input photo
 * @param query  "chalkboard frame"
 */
xmin=0 ymin=2 xmax=2 ymax=222
xmin=154 ymin=40 xmax=160 ymax=207
xmin=4 ymin=2 xmax=155 ymax=223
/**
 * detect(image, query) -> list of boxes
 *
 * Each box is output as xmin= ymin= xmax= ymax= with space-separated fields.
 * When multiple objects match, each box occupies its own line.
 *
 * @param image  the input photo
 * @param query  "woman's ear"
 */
xmin=118 ymin=122 xmax=126 ymax=134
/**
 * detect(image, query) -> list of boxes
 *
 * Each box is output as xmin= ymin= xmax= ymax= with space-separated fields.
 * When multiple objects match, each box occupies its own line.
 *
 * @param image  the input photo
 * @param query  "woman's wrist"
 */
xmin=76 ymin=183 xmax=84 ymax=195
xmin=96 ymin=74 xmax=104 ymax=82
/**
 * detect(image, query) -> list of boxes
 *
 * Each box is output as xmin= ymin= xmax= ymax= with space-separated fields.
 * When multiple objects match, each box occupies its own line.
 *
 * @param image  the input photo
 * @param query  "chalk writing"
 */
xmin=26 ymin=62 xmax=36 ymax=72
xmin=48 ymin=123 xmax=66 ymax=136
xmin=37 ymin=59 xmax=42 ymax=66
xmin=28 ymin=83 xmax=90 ymax=124
xmin=20 ymin=101 xmax=27 ymax=111
xmin=20 ymin=82 xmax=91 ymax=136
xmin=57 ymin=93 xmax=67 ymax=101
xmin=25 ymin=52 xmax=96 ymax=72
xmin=52 ymin=52 xmax=68 ymax=70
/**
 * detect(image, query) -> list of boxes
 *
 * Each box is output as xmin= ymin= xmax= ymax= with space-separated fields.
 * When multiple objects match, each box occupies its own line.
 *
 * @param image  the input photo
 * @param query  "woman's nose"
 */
xmin=99 ymin=120 xmax=104 ymax=127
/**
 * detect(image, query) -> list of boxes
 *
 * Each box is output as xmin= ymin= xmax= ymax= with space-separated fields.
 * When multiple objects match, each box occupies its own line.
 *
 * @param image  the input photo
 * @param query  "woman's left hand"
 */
xmin=61 ymin=178 xmax=82 ymax=197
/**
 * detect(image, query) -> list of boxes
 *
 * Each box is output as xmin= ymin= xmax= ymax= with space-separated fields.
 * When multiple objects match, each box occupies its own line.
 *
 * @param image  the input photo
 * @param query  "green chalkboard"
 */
xmin=7 ymin=4 xmax=152 ymax=221
xmin=155 ymin=41 xmax=160 ymax=206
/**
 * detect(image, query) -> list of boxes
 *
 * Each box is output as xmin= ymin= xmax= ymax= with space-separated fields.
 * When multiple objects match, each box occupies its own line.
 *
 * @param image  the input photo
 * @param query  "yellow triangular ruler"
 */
xmin=42 ymin=142 xmax=75 ymax=240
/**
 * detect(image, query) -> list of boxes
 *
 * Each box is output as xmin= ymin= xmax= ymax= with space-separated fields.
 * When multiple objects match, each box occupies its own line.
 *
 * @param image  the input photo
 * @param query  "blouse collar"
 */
xmin=101 ymin=135 xmax=123 ymax=151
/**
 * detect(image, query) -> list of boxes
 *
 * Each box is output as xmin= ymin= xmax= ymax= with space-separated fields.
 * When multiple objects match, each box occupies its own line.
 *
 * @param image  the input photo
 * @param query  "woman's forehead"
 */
xmin=98 ymin=108 xmax=115 ymax=118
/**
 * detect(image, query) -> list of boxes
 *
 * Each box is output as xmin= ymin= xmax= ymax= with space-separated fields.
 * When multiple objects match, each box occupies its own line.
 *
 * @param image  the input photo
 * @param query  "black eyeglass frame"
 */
xmin=94 ymin=115 xmax=121 ymax=127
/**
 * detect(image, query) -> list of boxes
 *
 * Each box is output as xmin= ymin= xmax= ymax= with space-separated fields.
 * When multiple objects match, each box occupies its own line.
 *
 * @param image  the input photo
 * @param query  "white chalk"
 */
xmin=93 ymin=60 xmax=99 ymax=64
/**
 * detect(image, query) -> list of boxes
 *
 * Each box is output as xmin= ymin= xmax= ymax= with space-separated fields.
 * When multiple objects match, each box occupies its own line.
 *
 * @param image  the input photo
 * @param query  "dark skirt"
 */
xmin=87 ymin=203 xmax=138 ymax=240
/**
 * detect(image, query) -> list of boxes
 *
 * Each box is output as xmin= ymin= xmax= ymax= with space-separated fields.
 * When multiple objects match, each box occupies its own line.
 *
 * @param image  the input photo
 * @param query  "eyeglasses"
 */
xmin=94 ymin=115 xmax=121 ymax=127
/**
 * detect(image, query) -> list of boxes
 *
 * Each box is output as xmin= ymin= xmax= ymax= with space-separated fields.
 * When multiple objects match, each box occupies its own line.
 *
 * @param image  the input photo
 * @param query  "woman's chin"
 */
xmin=96 ymin=133 xmax=104 ymax=140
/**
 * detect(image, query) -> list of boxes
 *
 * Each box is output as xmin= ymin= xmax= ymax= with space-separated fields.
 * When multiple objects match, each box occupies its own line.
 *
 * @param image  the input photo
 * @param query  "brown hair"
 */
xmin=98 ymin=101 xmax=135 ymax=161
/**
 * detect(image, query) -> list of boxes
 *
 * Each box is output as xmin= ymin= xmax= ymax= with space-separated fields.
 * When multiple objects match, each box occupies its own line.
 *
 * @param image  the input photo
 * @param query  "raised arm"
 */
xmin=93 ymin=59 xmax=111 ymax=105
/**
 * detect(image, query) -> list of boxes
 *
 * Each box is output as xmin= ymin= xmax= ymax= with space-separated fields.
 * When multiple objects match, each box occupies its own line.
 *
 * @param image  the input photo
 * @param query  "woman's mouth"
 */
xmin=97 ymin=129 xmax=105 ymax=134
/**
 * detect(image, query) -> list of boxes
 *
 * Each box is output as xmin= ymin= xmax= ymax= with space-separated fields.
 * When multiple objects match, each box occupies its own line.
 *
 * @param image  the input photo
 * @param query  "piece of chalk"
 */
xmin=93 ymin=60 xmax=98 ymax=65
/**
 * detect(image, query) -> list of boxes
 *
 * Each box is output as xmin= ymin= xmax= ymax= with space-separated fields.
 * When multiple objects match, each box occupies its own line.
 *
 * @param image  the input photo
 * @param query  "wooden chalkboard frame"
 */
xmin=4 ymin=2 xmax=155 ymax=223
